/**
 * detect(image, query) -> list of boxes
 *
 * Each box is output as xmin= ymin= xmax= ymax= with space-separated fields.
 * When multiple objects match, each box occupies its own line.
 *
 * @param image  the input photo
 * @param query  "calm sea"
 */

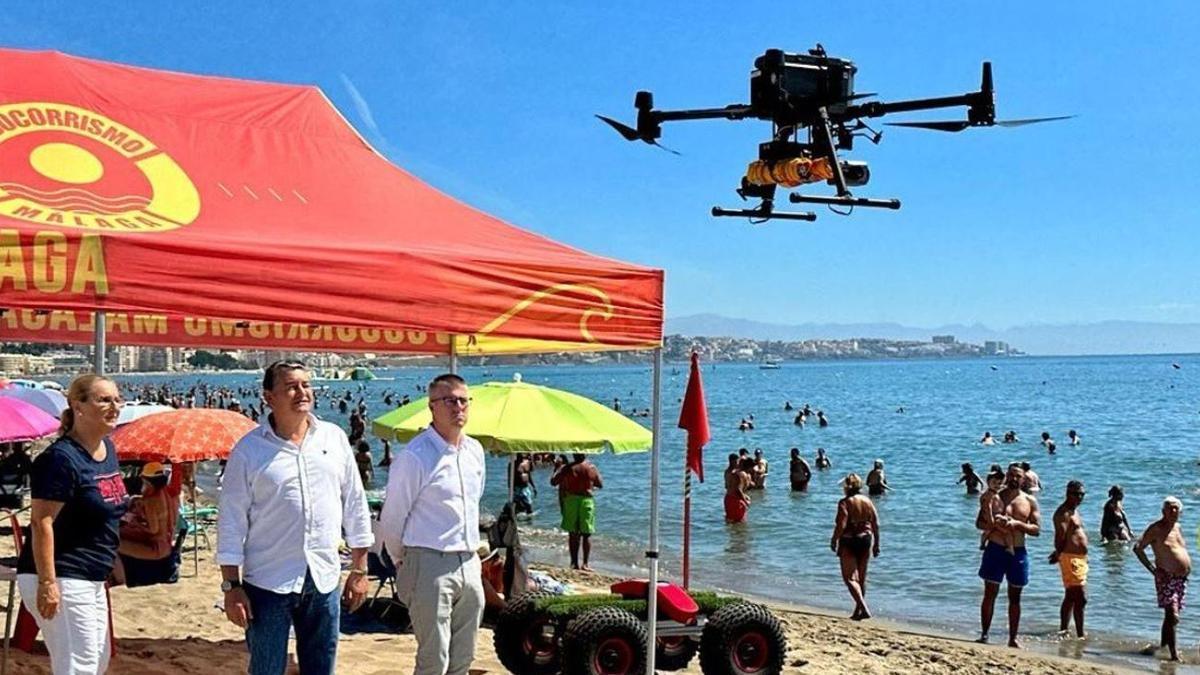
xmin=122 ymin=355 xmax=1200 ymax=668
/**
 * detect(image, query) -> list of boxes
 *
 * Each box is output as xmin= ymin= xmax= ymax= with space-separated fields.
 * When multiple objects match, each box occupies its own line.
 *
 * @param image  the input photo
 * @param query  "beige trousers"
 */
xmin=396 ymin=547 xmax=484 ymax=675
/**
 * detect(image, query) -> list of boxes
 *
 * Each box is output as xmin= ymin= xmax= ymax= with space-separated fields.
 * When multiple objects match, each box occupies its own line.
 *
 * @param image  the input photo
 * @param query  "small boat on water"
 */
xmin=312 ymin=366 xmax=394 ymax=382
xmin=759 ymin=359 xmax=782 ymax=370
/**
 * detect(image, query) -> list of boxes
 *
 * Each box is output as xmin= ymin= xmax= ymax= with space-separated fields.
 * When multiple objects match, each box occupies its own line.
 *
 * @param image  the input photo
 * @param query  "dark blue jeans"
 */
xmin=244 ymin=570 xmax=339 ymax=675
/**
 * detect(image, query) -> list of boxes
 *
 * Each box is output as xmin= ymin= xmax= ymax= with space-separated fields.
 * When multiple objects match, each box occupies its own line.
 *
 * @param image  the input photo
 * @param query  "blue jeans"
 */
xmin=244 ymin=570 xmax=340 ymax=675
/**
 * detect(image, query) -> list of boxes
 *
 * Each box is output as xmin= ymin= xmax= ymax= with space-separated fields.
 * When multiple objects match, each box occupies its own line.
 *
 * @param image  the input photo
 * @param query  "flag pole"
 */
xmin=683 ymin=467 xmax=691 ymax=589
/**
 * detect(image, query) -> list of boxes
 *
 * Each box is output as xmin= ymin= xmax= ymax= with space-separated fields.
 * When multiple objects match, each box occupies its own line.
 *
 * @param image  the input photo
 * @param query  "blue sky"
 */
xmin=3 ymin=2 xmax=1198 ymax=329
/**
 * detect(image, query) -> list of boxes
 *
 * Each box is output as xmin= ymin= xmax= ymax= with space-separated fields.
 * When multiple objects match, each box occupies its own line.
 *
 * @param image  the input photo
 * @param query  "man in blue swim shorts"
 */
xmin=977 ymin=463 xmax=1041 ymax=648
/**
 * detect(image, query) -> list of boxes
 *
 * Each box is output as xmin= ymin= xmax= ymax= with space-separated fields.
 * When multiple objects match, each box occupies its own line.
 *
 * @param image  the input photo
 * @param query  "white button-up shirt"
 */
xmin=379 ymin=427 xmax=485 ymax=560
xmin=216 ymin=415 xmax=373 ymax=594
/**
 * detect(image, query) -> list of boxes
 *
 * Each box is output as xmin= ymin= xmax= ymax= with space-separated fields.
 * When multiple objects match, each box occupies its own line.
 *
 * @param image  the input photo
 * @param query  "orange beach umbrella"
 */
xmin=110 ymin=408 xmax=255 ymax=463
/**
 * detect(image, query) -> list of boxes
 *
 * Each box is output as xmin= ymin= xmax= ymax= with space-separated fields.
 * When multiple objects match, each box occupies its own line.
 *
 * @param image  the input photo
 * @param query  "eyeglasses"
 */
xmin=90 ymin=396 xmax=124 ymax=407
xmin=433 ymin=396 xmax=472 ymax=408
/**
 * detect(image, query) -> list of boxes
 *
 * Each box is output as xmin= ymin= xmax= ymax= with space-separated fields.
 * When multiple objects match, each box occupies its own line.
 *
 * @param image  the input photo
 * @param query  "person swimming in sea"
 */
xmin=1068 ymin=429 xmax=1081 ymax=446
xmin=794 ymin=411 xmax=806 ymax=427
xmin=815 ymin=447 xmax=831 ymax=470
xmin=784 ymin=400 xmax=793 ymax=411
xmin=1003 ymin=430 xmax=1019 ymax=444
xmin=958 ymin=462 xmax=983 ymax=495
xmin=817 ymin=410 xmax=829 ymax=428
xmin=1101 ymin=485 xmax=1133 ymax=543
xmin=1020 ymin=461 xmax=1041 ymax=493
xmin=980 ymin=432 xmax=995 ymax=446
xmin=789 ymin=448 xmax=812 ymax=492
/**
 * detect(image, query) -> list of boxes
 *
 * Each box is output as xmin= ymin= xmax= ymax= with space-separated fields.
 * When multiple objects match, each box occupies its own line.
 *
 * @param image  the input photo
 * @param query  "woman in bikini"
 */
xmin=831 ymin=473 xmax=881 ymax=620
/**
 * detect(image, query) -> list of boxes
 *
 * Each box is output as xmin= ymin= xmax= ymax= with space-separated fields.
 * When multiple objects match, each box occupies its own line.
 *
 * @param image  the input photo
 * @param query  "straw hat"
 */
xmin=476 ymin=543 xmax=500 ymax=563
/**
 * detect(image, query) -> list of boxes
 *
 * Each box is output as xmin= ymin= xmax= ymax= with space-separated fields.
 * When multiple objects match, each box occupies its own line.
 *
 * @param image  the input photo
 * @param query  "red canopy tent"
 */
xmin=0 ymin=49 xmax=662 ymax=355
xmin=0 ymin=49 xmax=673 ymax=670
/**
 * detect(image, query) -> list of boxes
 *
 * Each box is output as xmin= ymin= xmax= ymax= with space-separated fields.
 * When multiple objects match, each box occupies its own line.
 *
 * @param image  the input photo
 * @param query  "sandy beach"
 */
xmin=0 ymin=538 xmax=1138 ymax=675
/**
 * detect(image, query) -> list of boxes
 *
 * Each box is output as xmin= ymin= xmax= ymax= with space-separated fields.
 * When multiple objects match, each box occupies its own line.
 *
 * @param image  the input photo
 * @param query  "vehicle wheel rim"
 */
xmin=522 ymin=619 xmax=557 ymax=665
xmin=594 ymin=636 xmax=635 ymax=674
xmin=732 ymin=630 xmax=770 ymax=673
xmin=659 ymin=635 xmax=687 ymax=657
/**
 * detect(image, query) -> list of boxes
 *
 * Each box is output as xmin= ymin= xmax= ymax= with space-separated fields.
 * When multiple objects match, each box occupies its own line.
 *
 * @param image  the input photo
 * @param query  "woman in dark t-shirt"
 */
xmin=16 ymin=374 xmax=128 ymax=675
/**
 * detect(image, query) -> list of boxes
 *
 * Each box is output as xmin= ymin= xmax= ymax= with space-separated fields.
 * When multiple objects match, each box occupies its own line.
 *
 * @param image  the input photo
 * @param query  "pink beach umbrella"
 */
xmin=0 ymin=397 xmax=60 ymax=442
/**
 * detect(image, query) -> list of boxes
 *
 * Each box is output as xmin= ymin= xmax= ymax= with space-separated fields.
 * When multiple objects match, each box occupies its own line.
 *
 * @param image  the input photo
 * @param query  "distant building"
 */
xmin=983 ymin=341 xmax=1010 ymax=355
xmin=0 ymin=353 xmax=54 ymax=375
xmin=931 ymin=335 xmax=956 ymax=344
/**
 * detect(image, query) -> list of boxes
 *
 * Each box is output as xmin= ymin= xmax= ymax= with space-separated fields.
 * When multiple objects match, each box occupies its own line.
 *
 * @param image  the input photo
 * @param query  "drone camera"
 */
xmin=836 ymin=160 xmax=870 ymax=187
xmin=751 ymin=49 xmax=856 ymax=114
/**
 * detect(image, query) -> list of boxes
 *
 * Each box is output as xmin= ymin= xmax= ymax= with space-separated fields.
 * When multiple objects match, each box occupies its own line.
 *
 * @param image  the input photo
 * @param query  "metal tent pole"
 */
xmin=645 ymin=348 xmax=663 ymax=673
xmin=92 ymin=312 xmax=106 ymax=374
xmin=448 ymin=335 xmax=458 ymax=374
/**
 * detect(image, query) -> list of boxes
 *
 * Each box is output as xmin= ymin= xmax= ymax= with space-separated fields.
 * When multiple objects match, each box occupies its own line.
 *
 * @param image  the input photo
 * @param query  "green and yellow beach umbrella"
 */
xmin=371 ymin=375 xmax=651 ymax=454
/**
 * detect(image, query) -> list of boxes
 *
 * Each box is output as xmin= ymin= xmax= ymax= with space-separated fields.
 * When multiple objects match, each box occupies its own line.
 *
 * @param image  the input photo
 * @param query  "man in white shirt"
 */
xmin=217 ymin=360 xmax=373 ymax=675
xmin=380 ymin=373 xmax=486 ymax=675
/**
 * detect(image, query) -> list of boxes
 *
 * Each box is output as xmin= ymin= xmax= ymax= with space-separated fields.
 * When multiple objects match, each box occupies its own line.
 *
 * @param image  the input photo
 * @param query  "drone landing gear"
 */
xmin=711 ymin=204 xmax=816 ymax=222
xmin=711 ymin=179 xmax=816 ymax=223
xmin=788 ymin=193 xmax=901 ymax=210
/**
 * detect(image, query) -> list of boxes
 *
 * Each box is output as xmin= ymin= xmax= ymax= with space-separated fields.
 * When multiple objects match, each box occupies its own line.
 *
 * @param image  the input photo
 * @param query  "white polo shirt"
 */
xmin=379 ymin=427 xmax=486 ymax=560
xmin=216 ymin=414 xmax=373 ymax=594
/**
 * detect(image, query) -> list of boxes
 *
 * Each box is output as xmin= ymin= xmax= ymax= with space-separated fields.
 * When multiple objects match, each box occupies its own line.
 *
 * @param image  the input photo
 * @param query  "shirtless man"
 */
xmin=1019 ymin=462 xmax=1041 ymax=493
xmin=978 ymin=463 xmax=1041 ymax=647
xmin=751 ymin=449 xmax=769 ymax=490
xmin=1134 ymin=497 xmax=1192 ymax=661
xmin=512 ymin=453 xmax=537 ymax=516
xmin=723 ymin=454 xmax=752 ymax=524
xmin=866 ymin=459 xmax=890 ymax=496
xmin=789 ymin=448 xmax=812 ymax=492
xmin=1048 ymin=481 xmax=1088 ymax=638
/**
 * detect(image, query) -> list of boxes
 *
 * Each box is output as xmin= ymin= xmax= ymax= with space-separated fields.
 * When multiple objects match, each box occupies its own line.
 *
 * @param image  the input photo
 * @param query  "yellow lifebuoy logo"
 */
xmin=0 ymin=102 xmax=199 ymax=232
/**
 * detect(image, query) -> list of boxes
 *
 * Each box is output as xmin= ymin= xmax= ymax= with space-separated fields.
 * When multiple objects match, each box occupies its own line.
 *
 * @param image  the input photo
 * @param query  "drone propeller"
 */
xmin=885 ymin=115 xmax=1074 ymax=133
xmin=595 ymin=114 xmax=680 ymax=154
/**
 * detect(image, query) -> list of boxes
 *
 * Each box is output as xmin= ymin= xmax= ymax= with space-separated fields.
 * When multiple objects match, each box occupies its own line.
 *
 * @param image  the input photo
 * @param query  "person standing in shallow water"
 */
xmin=830 ymin=473 xmax=880 ymax=620
xmin=977 ymin=463 xmax=1041 ymax=648
xmin=1101 ymin=485 xmax=1132 ymax=542
xmin=550 ymin=453 xmax=603 ymax=570
xmin=723 ymin=454 xmax=751 ymax=524
xmin=958 ymin=462 xmax=983 ymax=495
xmin=1049 ymin=481 xmax=1089 ymax=639
xmin=789 ymin=448 xmax=811 ymax=492
xmin=1134 ymin=496 xmax=1192 ymax=662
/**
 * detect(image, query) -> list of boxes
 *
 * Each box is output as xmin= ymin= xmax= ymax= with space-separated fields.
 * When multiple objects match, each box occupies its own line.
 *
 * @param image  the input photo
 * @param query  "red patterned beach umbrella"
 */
xmin=110 ymin=408 xmax=256 ymax=463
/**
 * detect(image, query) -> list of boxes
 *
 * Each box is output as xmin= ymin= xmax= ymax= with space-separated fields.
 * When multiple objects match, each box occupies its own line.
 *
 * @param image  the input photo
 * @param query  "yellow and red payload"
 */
xmin=745 ymin=157 xmax=834 ymax=188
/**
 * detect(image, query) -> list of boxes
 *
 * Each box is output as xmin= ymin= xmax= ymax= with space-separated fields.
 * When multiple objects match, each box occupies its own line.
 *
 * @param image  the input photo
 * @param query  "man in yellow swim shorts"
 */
xmin=1049 ymin=480 xmax=1089 ymax=638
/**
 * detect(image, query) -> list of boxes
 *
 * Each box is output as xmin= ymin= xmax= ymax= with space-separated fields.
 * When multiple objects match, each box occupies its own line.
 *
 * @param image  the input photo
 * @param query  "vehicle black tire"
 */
xmin=493 ymin=590 xmax=562 ymax=675
xmin=698 ymin=602 xmax=787 ymax=675
xmin=561 ymin=606 xmax=647 ymax=675
xmin=656 ymin=635 xmax=699 ymax=671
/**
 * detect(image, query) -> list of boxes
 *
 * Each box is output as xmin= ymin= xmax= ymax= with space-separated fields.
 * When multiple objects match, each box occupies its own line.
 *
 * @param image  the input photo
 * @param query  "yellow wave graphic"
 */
xmin=0 ymin=182 xmax=150 ymax=213
xmin=478 ymin=283 xmax=614 ymax=343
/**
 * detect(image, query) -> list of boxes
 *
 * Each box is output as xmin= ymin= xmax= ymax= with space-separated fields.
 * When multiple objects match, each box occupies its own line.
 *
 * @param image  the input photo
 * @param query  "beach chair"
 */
xmin=0 ymin=512 xmax=23 ymax=675
xmin=0 ymin=473 xmax=26 ymax=511
xmin=121 ymin=521 xmax=190 ymax=588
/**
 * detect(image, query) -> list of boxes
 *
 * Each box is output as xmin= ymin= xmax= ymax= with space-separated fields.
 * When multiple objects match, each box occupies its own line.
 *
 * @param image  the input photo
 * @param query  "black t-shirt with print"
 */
xmin=17 ymin=436 xmax=129 ymax=581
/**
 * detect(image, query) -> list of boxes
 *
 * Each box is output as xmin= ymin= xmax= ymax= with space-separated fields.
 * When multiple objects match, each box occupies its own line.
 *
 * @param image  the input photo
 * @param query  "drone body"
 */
xmin=597 ymin=45 xmax=1069 ymax=222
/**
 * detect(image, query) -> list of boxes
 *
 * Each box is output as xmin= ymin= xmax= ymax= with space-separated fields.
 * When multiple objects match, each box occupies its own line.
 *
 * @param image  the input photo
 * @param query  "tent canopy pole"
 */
xmin=644 ymin=348 xmax=662 ymax=672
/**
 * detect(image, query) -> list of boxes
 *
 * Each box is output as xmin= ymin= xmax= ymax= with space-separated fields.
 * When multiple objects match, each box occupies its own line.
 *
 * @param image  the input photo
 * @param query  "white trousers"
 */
xmin=396 ymin=548 xmax=484 ymax=675
xmin=17 ymin=574 xmax=110 ymax=674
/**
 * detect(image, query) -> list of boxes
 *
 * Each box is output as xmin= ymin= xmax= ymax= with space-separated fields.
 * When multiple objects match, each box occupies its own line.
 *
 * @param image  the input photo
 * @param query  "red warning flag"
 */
xmin=677 ymin=351 xmax=710 ymax=482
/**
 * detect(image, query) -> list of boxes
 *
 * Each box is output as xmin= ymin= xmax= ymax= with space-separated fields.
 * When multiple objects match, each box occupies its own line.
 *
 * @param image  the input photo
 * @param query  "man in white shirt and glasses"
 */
xmin=217 ymin=360 xmax=374 ymax=675
xmin=380 ymin=373 xmax=486 ymax=675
